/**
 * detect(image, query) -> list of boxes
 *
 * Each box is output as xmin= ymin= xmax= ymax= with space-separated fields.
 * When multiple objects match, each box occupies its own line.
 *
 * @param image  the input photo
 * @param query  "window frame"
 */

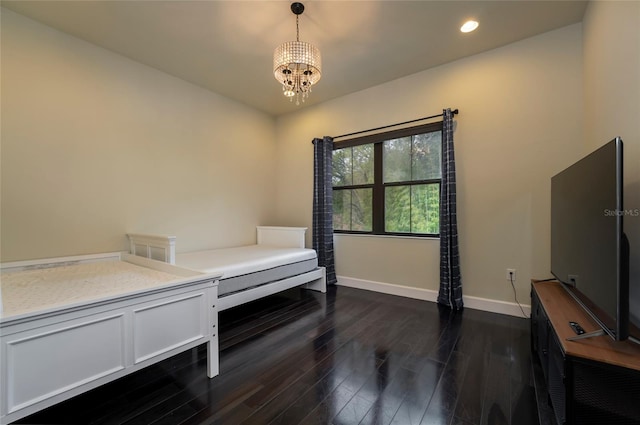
xmin=332 ymin=121 xmax=443 ymax=237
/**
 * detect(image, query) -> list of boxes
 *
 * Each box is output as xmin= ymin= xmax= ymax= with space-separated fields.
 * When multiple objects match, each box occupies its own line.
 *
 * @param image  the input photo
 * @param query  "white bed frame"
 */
xmin=128 ymin=226 xmax=326 ymax=311
xmin=0 ymin=253 xmax=221 ymax=425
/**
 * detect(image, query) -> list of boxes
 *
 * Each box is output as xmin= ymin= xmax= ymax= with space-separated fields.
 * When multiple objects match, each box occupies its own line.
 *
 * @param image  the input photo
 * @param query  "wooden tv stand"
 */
xmin=530 ymin=280 xmax=640 ymax=425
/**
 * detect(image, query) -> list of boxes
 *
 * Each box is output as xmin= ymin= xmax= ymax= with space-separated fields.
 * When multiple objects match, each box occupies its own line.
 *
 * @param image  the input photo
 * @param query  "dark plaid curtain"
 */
xmin=437 ymin=108 xmax=463 ymax=310
xmin=312 ymin=136 xmax=337 ymax=285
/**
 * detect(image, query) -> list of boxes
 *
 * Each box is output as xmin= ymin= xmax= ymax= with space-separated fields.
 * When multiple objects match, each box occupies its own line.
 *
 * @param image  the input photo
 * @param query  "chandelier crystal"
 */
xmin=273 ymin=2 xmax=321 ymax=105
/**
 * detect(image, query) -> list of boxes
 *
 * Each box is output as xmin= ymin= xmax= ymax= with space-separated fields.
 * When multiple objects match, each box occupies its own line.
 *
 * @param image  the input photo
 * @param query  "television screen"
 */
xmin=551 ymin=137 xmax=629 ymax=341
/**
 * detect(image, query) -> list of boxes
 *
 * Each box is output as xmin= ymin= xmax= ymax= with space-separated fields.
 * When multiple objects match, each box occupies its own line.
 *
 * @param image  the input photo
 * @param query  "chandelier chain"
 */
xmin=296 ymin=15 xmax=300 ymax=42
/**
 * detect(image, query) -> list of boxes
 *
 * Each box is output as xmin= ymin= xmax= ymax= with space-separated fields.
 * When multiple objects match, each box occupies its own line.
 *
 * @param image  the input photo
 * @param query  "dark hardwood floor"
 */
xmin=16 ymin=286 xmax=552 ymax=425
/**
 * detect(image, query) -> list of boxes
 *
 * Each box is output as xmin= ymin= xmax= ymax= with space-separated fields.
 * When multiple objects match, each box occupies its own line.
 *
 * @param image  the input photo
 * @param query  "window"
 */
xmin=332 ymin=122 xmax=442 ymax=236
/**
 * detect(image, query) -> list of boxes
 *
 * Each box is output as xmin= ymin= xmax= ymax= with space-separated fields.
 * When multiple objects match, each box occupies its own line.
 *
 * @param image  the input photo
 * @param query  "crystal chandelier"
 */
xmin=273 ymin=2 xmax=321 ymax=105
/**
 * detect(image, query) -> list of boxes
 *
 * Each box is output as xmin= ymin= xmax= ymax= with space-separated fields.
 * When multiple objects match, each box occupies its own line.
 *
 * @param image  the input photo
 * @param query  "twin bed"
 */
xmin=0 ymin=226 xmax=325 ymax=424
xmin=127 ymin=226 xmax=326 ymax=310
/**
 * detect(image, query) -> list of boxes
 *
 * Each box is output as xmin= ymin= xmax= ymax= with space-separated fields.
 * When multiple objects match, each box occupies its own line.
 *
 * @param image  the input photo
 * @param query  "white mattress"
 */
xmin=1 ymin=261 xmax=182 ymax=318
xmin=175 ymin=244 xmax=317 ymax=279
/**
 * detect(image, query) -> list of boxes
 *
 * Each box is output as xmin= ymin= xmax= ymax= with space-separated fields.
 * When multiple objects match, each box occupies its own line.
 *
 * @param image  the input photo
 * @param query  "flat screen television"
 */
xmin=551 ymin=137 xmax=630 ymax=341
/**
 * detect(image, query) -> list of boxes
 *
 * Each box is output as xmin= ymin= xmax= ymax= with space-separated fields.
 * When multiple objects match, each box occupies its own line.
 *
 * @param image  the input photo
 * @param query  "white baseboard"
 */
xmin=337 ymin=276 xmax=439 ymax=302
xmin=336 ymin=276 xmax=531 ymax=318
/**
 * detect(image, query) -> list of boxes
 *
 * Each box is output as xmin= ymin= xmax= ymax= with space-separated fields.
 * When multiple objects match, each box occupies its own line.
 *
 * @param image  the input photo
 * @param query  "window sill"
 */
xmin=333 ymin=232 xmax=439 ymax=241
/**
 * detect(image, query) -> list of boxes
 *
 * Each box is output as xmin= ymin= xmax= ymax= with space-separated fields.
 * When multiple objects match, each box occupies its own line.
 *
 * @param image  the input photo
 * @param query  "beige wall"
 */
xmin=583 ymin=1 xmax=640 ymax=324
xmin=275 ymin=24 xmax=584 ymax=304
xmin=0 ymin=9 xmax=277 ymax=261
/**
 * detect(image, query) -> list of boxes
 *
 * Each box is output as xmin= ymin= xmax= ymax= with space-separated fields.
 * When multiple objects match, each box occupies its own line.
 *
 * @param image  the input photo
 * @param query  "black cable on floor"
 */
xmin=510 ymin=274 xmax=529 ymax=318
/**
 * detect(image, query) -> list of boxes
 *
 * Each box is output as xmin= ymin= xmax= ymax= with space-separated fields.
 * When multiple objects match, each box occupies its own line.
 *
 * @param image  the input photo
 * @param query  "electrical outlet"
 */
xmin=506 ymin=268 xmax=516 ymax=281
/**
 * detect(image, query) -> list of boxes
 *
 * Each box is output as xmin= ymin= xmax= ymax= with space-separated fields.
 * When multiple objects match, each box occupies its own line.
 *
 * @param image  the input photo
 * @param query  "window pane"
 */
xmin=352 ymin=145 xmax=374 ymax=185
xmin=333 ymin=189 xmax=372 ymax=232
xmin=333 ymin=189 xmax=351 ymax=230
xmin=412 ymin=132 xmax=442 ymax=180
xmin=411 ymin=184 xmax=440 ymax=234
xmin=332 ymin=148 xmax=352 ymax=187
xmin=383 ymin=137 xmax=411 ymax=183
xmin=332 ymin=126 xmax=442 ymax=236
xmin=385 ymin=186 xmax=411 ymax=232
xmin=351 ymin=188 xmax=373 ymax=231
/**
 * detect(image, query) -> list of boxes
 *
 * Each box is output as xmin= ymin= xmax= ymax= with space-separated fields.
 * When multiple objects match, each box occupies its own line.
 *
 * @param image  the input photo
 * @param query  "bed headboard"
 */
xmin=256 ymin=226 xmax=307 ymax=248
xmin=127 ymin=227 xmax=307 ymax=265
xmin=127 ymin=234 xmax=176 ymax=264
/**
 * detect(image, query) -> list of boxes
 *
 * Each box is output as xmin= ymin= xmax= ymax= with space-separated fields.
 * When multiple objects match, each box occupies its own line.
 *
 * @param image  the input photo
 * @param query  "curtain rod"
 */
xmin=331 ymin=108 xmax=459 ymax=140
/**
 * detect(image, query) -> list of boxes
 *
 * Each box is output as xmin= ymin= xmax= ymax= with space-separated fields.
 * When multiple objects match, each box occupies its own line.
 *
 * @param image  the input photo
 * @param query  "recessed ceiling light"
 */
xmin=460 ymin=20 xmax=479 ymax=33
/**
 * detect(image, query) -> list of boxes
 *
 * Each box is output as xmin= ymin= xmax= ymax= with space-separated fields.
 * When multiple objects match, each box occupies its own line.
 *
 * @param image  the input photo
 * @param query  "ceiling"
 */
xmin=1 ymin=0 xmax=588 ymax=116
